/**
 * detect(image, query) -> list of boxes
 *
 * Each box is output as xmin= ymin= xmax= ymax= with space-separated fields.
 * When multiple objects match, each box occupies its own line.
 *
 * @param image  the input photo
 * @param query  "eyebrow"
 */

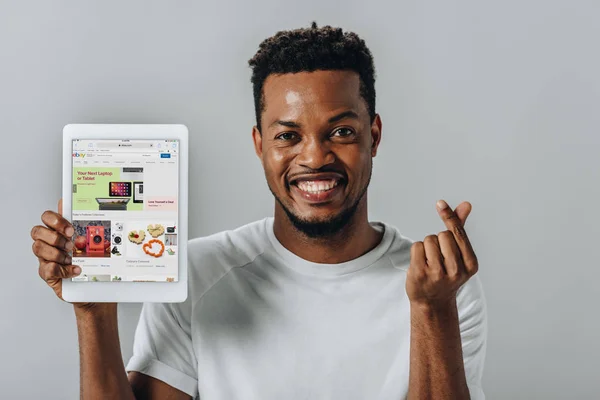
xmin=269 ymin=110 xmax=360 ymax=129
xmin=327 ymin=110 xmax=359 ymax=124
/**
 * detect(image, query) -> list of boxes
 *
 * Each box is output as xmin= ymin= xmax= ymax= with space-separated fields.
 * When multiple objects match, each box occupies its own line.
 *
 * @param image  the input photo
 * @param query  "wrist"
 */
xmin=73 ymin=303 xmax=118 ymax=320
xmin=410 ymin=298 xmax=458 ymax=319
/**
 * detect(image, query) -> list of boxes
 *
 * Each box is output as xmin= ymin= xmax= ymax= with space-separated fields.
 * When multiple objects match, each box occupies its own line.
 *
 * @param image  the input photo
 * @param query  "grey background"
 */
xmin=1 ymin=0 xmax=598 ymax=399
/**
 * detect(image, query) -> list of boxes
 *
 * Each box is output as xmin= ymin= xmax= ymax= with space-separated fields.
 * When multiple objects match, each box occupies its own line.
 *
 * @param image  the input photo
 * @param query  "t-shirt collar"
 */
xmin=265 ymin=217 xmax=395 ymax=277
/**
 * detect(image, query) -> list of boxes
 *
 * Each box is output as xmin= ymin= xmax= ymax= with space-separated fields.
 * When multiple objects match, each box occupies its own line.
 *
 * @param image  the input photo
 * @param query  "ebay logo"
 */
xmin=72 ymin=152 xmax=86 ymax=158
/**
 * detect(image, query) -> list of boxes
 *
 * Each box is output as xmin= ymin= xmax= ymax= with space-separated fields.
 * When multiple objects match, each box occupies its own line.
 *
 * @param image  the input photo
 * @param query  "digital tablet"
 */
xmin=61 ymin=124 xmax=188 ymax=303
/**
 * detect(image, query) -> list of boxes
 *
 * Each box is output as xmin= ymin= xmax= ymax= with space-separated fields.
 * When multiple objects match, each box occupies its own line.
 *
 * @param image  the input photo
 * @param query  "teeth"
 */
xmin=297 ymin=180 xmax=339 ymax=193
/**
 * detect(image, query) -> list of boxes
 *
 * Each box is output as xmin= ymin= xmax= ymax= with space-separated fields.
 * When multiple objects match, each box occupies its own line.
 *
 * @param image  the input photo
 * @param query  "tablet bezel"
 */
xmin=62 ymin=124 xmax=188 ymax=303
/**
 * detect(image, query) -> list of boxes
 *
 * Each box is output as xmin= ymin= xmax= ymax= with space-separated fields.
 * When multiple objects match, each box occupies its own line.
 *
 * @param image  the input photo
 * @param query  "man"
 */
xmin=31 ymin=23 xmax=487 ymax=399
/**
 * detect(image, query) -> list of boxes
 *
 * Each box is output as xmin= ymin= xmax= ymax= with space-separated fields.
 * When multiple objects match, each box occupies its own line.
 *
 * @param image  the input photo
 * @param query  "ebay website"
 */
xmin=70 ymin=139 xmax=179 ymax=282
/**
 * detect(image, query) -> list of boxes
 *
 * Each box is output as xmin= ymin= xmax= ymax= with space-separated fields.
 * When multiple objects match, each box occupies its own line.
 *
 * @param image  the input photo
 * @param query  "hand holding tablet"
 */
xmin=32 ymin=124 xmax=189 ymax=303
xmin=31 ymin=199 xmax=85 ymax=302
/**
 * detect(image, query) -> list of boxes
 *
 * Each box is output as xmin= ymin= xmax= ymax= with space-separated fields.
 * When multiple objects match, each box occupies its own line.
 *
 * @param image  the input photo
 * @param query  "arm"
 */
xmin=408 ymin=300 xmax=469 ymax=400
xmin=30 ymin=200 xmax=190 ymax=400
xmin=75 ymin=304 xmax=191 ymax=400
xmin=75 ymin=304 xmax=136 ymax=400
xmin=406 ymin=200 xmax=483 ymax=400
xmin=128 ymin=372 xmax=192 ymax=400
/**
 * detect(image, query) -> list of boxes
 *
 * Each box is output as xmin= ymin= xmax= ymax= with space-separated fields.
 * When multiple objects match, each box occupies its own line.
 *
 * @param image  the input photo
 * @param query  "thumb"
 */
xmin=65 ymin=265 xmax=81 ymax=278
xmin=58 ymin=198 xmax=63 ymax=216
xmin=454 ymin=201 xmax=472 ymax=226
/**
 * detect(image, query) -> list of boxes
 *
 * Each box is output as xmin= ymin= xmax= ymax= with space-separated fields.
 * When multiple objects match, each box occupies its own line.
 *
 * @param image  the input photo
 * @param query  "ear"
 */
xmin=370 ymin=114 xmax=382 ymax=157
xmin=252 ymin=126 xmax=263 ymax=160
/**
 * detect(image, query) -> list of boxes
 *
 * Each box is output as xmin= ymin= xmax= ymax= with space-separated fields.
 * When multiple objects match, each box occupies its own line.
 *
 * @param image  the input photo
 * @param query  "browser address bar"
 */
xmin=96 ymin=142 xmax=154 ymax=149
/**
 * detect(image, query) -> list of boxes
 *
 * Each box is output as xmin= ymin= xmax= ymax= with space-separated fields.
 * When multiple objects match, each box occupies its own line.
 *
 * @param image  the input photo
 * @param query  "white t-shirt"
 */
xmin=126 ymin=218 xmax=487 ymax=399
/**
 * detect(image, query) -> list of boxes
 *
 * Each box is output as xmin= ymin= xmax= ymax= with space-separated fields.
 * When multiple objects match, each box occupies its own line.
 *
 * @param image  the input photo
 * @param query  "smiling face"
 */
xmin=253 ymin=70 xmax=382 ymax=237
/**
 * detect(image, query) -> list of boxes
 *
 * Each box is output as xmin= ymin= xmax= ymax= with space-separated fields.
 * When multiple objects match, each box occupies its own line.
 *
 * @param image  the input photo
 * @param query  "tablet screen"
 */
xmin=70 ymin=139 xmax=179 ymax=282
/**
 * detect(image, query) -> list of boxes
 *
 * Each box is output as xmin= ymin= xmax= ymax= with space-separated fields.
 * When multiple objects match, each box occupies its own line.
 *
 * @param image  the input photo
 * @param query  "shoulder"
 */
xmin=186 ymin=218 xmax=271 ymax=300
xmin=377 ymin=221 xmax=415 ymax=271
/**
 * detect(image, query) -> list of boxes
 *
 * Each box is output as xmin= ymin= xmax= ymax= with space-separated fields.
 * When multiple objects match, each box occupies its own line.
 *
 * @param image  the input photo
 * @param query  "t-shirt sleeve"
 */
xmin=456 ymin=273 xmax=488 ymax=400
xmin=125 ymin=301 xmax=198 ymax=398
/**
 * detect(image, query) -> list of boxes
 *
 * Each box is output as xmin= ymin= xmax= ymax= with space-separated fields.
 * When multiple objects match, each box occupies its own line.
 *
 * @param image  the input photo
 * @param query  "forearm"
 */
xmin=407 ymin=300 xmax=470 ymax=400
xmin=74 ymin=304 xmax=136 ymax=400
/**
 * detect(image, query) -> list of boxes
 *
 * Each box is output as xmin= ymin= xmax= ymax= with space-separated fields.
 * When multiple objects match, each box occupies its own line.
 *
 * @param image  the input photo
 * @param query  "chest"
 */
xmin=191 ymin=269 xmax=411 ymax=399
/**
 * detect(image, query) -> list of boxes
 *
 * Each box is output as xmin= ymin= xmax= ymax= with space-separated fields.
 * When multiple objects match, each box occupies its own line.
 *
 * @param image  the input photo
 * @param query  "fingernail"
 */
xmin=65 ymin=241 xmax=74 ymax=251
xmin=65 ymin=227 xmax=74 ymax=237
xmin=437 ymin=200 xmax=448 ymax=210
xmin=65 ymin=256 xmax=72 ymax=265
xmin=73 ymin=266 xmax=81 ymax=275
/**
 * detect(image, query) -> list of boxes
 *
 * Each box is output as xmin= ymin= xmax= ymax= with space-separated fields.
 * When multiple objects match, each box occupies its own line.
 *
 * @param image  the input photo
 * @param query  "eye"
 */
xmin=331 ymin=127 xmax=355 ymax=138
xmin=276 ymin=132 xmax=299 ymax=141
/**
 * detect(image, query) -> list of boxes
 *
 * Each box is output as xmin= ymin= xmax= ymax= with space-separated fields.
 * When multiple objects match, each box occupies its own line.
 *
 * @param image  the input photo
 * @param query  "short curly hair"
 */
xmin=248 ymin=22 xmax=376 ymax=131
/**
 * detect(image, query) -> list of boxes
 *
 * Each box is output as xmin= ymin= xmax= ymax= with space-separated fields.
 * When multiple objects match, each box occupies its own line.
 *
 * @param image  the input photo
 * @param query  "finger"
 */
xmin=436 ymin=199 xmax=477 ymax=271
xmin=423 ymin=234 xmax=445 ymax=278
xmin=39 ymin=260 xmax=81 ymax=281
xmin=410 ymin=241 xmax=427 ymax=268
xmin=41 ymin=210 xmax=74 ymax=238
xmin=31 ymin=225 xmax=73 ymax=252
xmin=438 ymin=230 xmax=463 ymax=278
xmin=58 ymin=198 xmax=63 ymax=216
xmin=454 ymin=202 xmax=472 ymax=226
xmin=409 ymin=242 xmax=427 ymax=281
xmin=32 ymin=240 xmax=72 ymax=265
xmin=436 ymin=199 xmax=465 ymax=229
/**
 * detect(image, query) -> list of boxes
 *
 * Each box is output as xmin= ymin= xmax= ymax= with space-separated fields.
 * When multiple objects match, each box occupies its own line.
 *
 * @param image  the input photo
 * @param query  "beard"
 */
xmin=268 ymin=164 xmax=372 ymax=239
xmin=279 ymin=196 xmax=362 ymax=238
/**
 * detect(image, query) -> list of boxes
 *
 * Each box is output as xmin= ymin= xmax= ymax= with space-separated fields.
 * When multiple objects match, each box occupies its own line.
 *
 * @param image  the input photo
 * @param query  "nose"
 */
xmin=296 ymin=137 xmax=335 ymax=170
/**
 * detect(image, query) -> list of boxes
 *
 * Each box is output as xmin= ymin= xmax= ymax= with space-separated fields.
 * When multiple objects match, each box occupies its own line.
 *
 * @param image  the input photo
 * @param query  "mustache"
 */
xmin=286 ymin=167 xmax=347 ymax=183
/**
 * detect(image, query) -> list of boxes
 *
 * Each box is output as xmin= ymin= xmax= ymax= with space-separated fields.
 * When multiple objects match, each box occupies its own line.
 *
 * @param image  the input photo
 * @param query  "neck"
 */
xmin=272 ymin=199 xmax=383 ymax=264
